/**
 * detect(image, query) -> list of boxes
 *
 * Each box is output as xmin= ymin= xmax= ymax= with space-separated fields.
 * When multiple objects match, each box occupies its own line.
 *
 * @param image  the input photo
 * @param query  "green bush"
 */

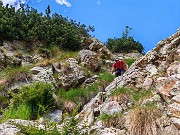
xmin=0 ymin=4 xmax=93 ymax=51
xmin=4 ymin=82 xmax=55 ymax=120
xmin=105 ymin=26 xmax=144 ymax=53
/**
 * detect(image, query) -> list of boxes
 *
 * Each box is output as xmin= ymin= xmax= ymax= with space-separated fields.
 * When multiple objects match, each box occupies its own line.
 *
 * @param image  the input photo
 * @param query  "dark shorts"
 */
xmin=115 ymin=68 xmax=124 ymax=77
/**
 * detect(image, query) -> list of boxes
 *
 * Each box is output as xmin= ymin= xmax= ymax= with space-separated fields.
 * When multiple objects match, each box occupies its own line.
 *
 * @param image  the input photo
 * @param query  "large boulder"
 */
xmin=83 ymin=38 xmax=113 ymax=60
xmin=53 ymin=58 xmax=85 ymax=89
xmin=30 ymin=66 xmax=56 ymax=84
xmin=77 ymin=50 xmax=100 ymax=71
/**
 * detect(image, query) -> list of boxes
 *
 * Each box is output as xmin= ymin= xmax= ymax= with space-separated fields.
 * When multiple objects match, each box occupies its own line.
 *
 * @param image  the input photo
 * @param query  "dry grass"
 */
xmin=35 ymin=59 xmax=51 ymax=67
xmin=6 ymin=71 xmax=31 ymax=87
xmin=0 ymin=66 xmax=31 ymax=87
xmin=129 ymin=107 xmax=161 ymax=135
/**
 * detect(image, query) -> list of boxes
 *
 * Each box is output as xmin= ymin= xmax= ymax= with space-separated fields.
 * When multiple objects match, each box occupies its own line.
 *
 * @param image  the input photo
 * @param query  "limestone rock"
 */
xmin=100 ymin=101 xmax=123 ymax=115
xmin=58 ymin=58 xmax=85 ymax=89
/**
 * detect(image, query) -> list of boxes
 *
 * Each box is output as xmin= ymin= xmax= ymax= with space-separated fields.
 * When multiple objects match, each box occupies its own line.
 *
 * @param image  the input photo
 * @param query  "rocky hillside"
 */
xmin=75 ymin=29 xmax=180 ymax=134
xmin=0 ymin=28 xmax=179 ymax=135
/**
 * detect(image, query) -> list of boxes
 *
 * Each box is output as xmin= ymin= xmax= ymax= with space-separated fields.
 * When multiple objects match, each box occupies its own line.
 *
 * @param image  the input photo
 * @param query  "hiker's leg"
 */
xmin=117 ymin=71 xmax=121 ymax=77
xmin=115 ymin=72 xmax=118 ymax=77
xmin=115 ymin=69 xmax=121 ymax=77
xmin=115 ymin=70 xmax=120 ymax=77
xmin=120 ymin=69 xmax=125 ymax=75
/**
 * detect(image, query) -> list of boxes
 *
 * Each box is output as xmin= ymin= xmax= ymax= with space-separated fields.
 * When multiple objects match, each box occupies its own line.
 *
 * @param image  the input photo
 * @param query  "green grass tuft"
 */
xmin=132 ymin=90 xmax=152 ymax=102
xmin=111 ymin=87 xmax=132 ymax=96
xmin=124 ymin=58 xmax=136 ymax=67
xmin=57 ymin=87 xmax=88 ymax=103
xmin=3 ymin=82 xmax=54 ymax=120
xmin=98 ymin=71 xmax=115 ymax=83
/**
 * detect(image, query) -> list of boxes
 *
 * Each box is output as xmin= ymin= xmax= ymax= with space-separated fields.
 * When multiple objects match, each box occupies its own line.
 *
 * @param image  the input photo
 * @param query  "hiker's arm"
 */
xmin=111 ymin=67 xmax=115 ymax=74
xmin=111 ymin=63 xmax=115 ymax=74
xmin=125 ymin=63 xmax=128 ymax=70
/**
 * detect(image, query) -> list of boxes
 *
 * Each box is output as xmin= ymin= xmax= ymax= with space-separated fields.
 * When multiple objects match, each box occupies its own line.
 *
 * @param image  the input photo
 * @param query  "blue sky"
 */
xmin=2 ymin=0 xmax=180 ymax=52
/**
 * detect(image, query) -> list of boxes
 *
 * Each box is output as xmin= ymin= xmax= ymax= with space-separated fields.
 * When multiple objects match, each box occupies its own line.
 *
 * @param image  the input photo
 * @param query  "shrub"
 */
xmin=36 ymin=47 xmax=52 ymax=58
xmin=4 ymin=82 xmax=55 ymax=120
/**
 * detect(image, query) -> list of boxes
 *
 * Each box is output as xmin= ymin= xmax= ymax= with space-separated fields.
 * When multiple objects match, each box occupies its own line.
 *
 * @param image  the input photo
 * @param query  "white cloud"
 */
xmin=1 ymin=0 xmax=29 ymax=8
xmin=1 ymin=0 xmax=72 ymax=8
xmin=56 ymin=0 xmax=71 ymax=7
xmin=97 ymin=0 xmax=101 ymax=5
xmin=2 ymin=0 xmax=17 ymax=5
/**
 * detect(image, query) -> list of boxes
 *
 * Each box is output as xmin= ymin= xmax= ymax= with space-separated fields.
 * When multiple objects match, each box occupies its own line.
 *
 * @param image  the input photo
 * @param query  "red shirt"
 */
xmin=112 ymin=60 xmax=125 ymax=70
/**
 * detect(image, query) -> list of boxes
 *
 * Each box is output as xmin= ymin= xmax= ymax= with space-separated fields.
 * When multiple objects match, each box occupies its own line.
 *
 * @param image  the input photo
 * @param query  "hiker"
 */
xmin=111 ymin=57 xmax=128 ymax=77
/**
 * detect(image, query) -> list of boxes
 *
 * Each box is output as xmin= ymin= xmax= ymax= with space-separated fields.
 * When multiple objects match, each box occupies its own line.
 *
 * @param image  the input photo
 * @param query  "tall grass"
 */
xmin=56 ymin=73 xmax=112 ymax=104
xmin=57 ymin=88 xmax=88 ymax=103
xmin=3 ymin=82 xmax=54 ymax=120
xmin=0 ymin=66 xmax=32 ymax=87
xmin=98 ymin=71 xmax=115 ymax=82
xmin=132 ymin=90 xmax=152 ymax=102
xmin=111 ymin=87 xmax=132 ymax=96
xmin=129 ymin=107 xmax=161 ymax=135
xmin=4 ymin=103 xmax=31 ymax=120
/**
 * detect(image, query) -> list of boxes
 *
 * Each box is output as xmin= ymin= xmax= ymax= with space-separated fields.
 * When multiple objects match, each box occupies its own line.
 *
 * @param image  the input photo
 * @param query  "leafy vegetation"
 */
xmin=3 ymin=82 xmax=55 ymax=120
xmin=98 ymin=71 xmax=115 ymax=82
xmin=15 ymin=103 xmax=81 ymax=135
xmin=57 ymin=88 xmax=88 ymax=104
xmin=105 ymin=26 xmax=144 ymax=53
xmin=54 ymin=71 xmax=114 ymax=114
xmin=0 ymin=2 xmax=94 ymax=51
